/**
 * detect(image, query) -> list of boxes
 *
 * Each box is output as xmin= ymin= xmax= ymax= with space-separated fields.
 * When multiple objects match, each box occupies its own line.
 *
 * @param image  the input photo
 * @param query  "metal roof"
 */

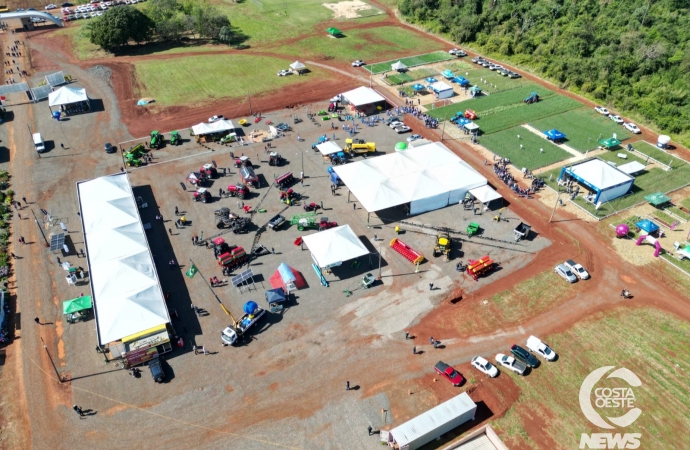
xmin=45 ymin=71 xmax=66 ymax=87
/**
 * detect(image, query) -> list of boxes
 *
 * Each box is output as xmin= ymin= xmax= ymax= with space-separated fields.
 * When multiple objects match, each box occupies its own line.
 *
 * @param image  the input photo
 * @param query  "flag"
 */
xmin=186 ymin=264 xmax=198 ymax=278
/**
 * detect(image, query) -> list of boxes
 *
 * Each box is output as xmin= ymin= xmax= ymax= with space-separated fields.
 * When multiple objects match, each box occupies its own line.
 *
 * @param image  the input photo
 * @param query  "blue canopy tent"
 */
xmin=424 ymin=77 xmax=437 ymax=83
xmin=635 ymin=219 xmax=659 ymax=234
xmin=411 ymin=83 xmax=425 ymax=92
xmin=544 ymin=129 xmax=566 ymax=141
xmin=441 ymin=70 xmax=455 ymax=79
xmin=452 ymin=76 xmax=470 ymax=87
xmin=456 ymin=117 xmax=471 ymax=126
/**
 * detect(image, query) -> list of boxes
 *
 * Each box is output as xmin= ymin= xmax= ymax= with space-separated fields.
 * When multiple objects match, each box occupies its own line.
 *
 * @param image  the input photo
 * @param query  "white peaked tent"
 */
xmin=290 ymin=61 xmax=307 ymax=72
xmin=77 ymin=173 xmax=170 ymax=345
xmin=560 ymin=158 xmax=634 ymax=203
xmin=48 ymin=86 xmax=89 ymax=107
xmin=334 ymin=143 xmax=487 ymax=214
xmin=391 ymin=61 xmax=408 ymax=71
xmin=316 ymin=141 xmax=343 ymax=156
xmin=191 ymin=119 xmax=235 ymax=136
xmin=302 ymin=225 xmax=369 ymax=268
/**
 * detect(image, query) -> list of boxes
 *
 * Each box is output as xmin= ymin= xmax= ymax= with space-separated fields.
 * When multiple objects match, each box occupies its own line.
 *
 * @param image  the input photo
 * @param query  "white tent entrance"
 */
xmin=302 ymin=225 xmax=369 ymax=269
xmin=48 ymin=86 xmax=91 ymax=116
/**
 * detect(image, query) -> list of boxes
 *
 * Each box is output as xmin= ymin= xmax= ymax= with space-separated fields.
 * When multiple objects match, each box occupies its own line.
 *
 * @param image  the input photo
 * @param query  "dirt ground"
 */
xmin=322 ymin=0 xmax=382 ymax=19
xmin=1 ymin=5 xmax=690 ymax=450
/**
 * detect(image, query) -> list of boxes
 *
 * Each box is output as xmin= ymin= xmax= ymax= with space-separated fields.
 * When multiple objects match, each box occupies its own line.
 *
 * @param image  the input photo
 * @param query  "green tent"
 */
xmin=598 ymin=137 xmax=622 ymax=149
xmin=644 ymin=192 xmax=671 ymax=206
xmin=326 ymin=27 xmax=342 ymax=36
xmin=62 ymin=296 xmax=93 ymax=314
xmin=395 ymin=142 xmax=408 ymax=151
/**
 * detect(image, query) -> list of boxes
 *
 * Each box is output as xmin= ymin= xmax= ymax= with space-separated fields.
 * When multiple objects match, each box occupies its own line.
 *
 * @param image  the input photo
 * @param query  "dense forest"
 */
xmin=398 ymin=0 xmax=690 ymax=145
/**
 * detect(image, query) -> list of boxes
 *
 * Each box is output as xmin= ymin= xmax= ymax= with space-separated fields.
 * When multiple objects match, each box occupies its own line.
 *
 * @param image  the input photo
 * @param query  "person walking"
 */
xmin=60 ymin=143 xmax=64 ymax=149
xmin=320 ymin=201 xmax=323 ymax=210
xmin=429 ymin=283 xmax=433 ymax=291
xmin=20 ymin=236 xmax=25 ymax=244
xmin=10 ymin=252 xmax=15 ymax=259
xmin=353 ymin=203 xmax=356 ymax=210
xmin=175 ymin=206 xmax=179 ymax=216
xmin=34 ymin=317 xmax=40 ymax=324
xmin=412 ymin=346 xmax=417 ymax=355
xmin=73 ymin=405 xmax=84 ymax=417
xmin=405 ymin=331 xmax=409 ymax=340
xmin=346 ymin=381 xmax=350 ymax=391
xmin=367 ymin=426 xmax=373 ymax=436
xmin=193 ymin=345 xmax=198 ymax=355
xmin=22 ymin=196 xmax=26 ymax=204
xmin=57 ymin=256 xmax=61 ymax=264
xmin=271 ymin=247 xmax=275 ymax=254
xmin=202 ymin=346 xmax=207 ymax=355
xmin=168 ymin=228 xmax=172 ymax=235
xmin=429 ymin=337 xmax=434 ymax=345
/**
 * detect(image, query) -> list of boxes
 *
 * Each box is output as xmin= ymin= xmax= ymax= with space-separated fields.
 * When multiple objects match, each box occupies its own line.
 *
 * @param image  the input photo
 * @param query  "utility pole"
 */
xmin=247 ymin=92 xmax=252 ymax=115
xmin=31 ymin=209 xmax=49 ymax=247
xmin=41 ymin=337 xmax=63 ymax=383
xmin=550 ymin=191 xmax=562 ymax=222
xmin=378 ymin=248 xmax=382 ymax=280
xmin=441 ymin=120 xmax=446 ymax=141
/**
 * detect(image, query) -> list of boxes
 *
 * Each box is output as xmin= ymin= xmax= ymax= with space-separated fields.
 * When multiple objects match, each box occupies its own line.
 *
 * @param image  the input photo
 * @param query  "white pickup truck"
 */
xmin=526 ymin=335 xmax=557 ymax=361
xmin=221 ymin=307 xmax=266 ymax=345
xmin=495 ymin=353 xmax=527 ymax=375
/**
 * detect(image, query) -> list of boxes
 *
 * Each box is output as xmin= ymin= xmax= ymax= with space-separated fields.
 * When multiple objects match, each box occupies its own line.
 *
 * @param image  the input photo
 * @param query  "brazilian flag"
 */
xmin=186 ymin=264 xmax=198 ymax=278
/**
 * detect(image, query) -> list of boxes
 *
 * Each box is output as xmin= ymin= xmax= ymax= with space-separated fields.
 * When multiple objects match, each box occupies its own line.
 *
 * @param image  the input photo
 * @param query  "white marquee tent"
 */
xmin=301 ymin=225 xmax=369 ymax=268
xmin=77 ymin=173 xmax=170 ymax=345
xmin=289 ymin=61 xmax=307 ymax=72
xmin=342 ymin=86 xmax=386 ymax=107
xmin=191 ymin=119 xmax=236 ymax=136
xmin=315 ymin=141 xmax=342 ymax=156
xmin=48 ymin=86 xmax=89 ymax=107
xmin=391 ymin=61 xmax=408 ymax=71
xmin=334 ymin=143 xmax=487 ymax=215
xmin=559 ymin=158 xmax=634 ymax=204
xmin=469 ymin=185 xmax=502 ymax=204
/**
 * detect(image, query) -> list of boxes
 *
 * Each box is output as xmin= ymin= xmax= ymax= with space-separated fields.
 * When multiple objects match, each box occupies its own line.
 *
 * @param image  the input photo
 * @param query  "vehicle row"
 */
xmin=594 ymin=106 xmax=641 ymax=134
xmin=471 ymin=56 xmax=521 ymax=78
xmin=555 ymin=259 xmax=590 ymax=283
xmin=471 ymin=336 xmax=557 ymax=378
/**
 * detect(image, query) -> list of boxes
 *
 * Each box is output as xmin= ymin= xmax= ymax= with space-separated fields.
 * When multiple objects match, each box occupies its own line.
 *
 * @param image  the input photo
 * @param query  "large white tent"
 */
xmin=334 ymin=143 xmax=487 ymax=215
xmin=48 ymin=86 xmax=89 ymax=107
xmin=77 ymin=173 xmax=170 ymax=345
xmin=559 ymin=158 xmax=634 ymax=204
xmin=301 ymin=225 xmax=369 ymax=268
xmin=342 ymin=86 xmax=386 ymax=107
xmin=191 ymin=119 xmax=235 ymax=136
xmin=316 ymin=141 xmax=342 ymax=156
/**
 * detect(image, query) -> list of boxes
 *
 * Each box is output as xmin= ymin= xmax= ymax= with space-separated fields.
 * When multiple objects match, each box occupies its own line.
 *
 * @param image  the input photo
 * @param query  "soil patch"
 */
xmin=322 ymin=0 xmax=380 ymax=19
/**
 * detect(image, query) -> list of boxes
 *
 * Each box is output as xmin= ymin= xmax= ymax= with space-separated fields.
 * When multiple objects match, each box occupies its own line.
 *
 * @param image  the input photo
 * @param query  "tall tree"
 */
xmin=89 ymin=7 xmax=154 ymax=51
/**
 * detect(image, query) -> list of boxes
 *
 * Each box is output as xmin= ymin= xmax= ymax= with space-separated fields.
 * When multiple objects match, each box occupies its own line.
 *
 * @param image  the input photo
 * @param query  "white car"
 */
xmin=594 ymin=106 xmax=609 ymax=116
xmin=495 ymin=354 xmax=526 ymax=375
xmin=609 ymin=114 xmax=624 ymax=124
xmin=448 ymin=48 xmax=460 ymax=55
xmin=471 ymin=356 xmax=499 ymax=377
xmin=277 ymin=69 xmax=291 ymax=77
xmin=555 ymin=264 xmax=577 ymax=283
xmin=208 ymin=115 xmax=224 ymax=123
xmin=455 ymin=49 xmax=467 ymax=57
xmin=564 ymin=259 xmax=590 ymax=280
xmin=45 ymin=4 xmax=58 ymax=9
xmin=388 ymin=121 xmax=404 ymax=128
xmin=407 ymin=134 xmax=422 ymax=142
xmin=395 ymin=126 xmax=411 ymax=134
xmin=90 ymin=11 xmax=97 ymax=17
xmin=624 ymin=122 xmax=641 ymax=134
xmin=352 ymin=60 xmax=365 ymax=67
xmin=526 ymin=336 xmax=556 ymax=361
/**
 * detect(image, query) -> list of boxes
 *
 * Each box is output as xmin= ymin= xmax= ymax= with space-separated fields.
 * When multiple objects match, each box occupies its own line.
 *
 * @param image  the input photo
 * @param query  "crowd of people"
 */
xmin=3 ymin=40 xmax=27 ymax=85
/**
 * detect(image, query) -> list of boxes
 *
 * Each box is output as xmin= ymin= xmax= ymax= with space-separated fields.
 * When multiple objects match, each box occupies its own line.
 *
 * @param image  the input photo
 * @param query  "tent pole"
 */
xmin=378 ymin=248 xmax=382 ymax=279
xmin=348 ymin=190 xmax=351 ymax=203
xmin=367 ymin=212 xmax=370 ymax=228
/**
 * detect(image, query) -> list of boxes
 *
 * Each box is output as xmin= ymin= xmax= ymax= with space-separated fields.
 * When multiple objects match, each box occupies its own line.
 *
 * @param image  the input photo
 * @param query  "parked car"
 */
xmin=407 ymin=134 xmax=422 ymax=143
xmin=594 ymin=106 xmax=610 ymax=116
xmin=508 ymin=71 xmax=521 ymax=79
xmin=488 ymin=64 xmax=502 ymax=71
xmin=208 ymin=115 xmax=224 ymax=123
xmin=45 ymin=4 xmax=58 ymax=9
xmin=395 ymin=125 xmax=411 ymax=134
xmin=510 ymin=344 xmax=540 ymax=368
xmin=471 ymin=356 xmax=499 ymax=377
xmin=352 ymin=60 xmax=365 ymax=67
xmin=624 ymin=122 xmax=641 ymax=134
xmin=555 ymin=264 xmax=577 ymax=283
xmin=434 ymin=361 xmax=464 ymax=386
xmin=148 ymin=356 xmax=165 ymax=382
xmin=61 ymin=2 xmax=74 ymax=6
xmin=609 ymin=114 xmax=624 ymax=124
xmin=277 ymin=69 xmax=291 ymax=77
xmin=455 ymin=49 xmax=467 ymax=57
xmin=481 ymin=60 xmax=491 ymax=68
xmin=498 ymin=68 xmax=510 ymax=76
xmin=564 ymin=259 xmax=590 ymax=280
xmin=448 ymin=48 xmax=461 ymax=55
xmin=495 ymin=353 xmax=527 ymax=375
xmin=388 ymin=121 xmax=404 ymax=128
xmin=471 ymin=56 xmax=484 ymax=64
xmin=385 ymin=116 xmax=400 ymax=125
xmin=526 ymin=335 xmax=557 ymax=361
xmin=104 ymin=142 xmax=115 ymax=153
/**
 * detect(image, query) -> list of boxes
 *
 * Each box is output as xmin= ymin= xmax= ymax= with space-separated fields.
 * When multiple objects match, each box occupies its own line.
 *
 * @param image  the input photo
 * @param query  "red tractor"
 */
xmin=227 ymin=183 xmax=250 ymax=199
xmin=318 ymin=217 xmax=338 ymax=231
xmin=234 ymin=156 xmax=252 ymax=168
xmin=192 ymin=187 xmax=212 ymax=203
xmin=269 ymin=152 xmax=284 ymax=166
xmin=199 ymin=163 xmax=218 ymax=178
xmin=187 ymin=171 xmax=207 ymax=187
xmin=303 ymin=202 xmax=320 ymax=212
xmin=279 ymin=188 xmax=301 ymax=204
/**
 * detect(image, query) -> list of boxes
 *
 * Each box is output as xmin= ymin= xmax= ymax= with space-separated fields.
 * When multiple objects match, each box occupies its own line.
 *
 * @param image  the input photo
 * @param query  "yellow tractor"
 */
xmin=344 ymin=138 xmax=376 ymax=154
xmin=433 ymin=232 xmax=451 ymax=261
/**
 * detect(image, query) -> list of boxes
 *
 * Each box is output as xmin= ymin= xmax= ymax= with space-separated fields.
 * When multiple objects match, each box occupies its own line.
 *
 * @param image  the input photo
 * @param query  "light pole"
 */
xmin=31 ymin=209 xmax=49 ymax=247
xmin=550 ymin=191 xmax=562 ymax=222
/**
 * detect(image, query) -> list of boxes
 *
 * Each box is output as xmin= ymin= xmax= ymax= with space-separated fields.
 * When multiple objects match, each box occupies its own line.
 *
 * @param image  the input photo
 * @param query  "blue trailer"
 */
xmin=327 ymin=166 xmax=342 ymax=186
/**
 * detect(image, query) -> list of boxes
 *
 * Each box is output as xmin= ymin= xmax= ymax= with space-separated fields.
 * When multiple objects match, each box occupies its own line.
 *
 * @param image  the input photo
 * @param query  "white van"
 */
xmin=32 ymin=133 xmax=45 ymax=153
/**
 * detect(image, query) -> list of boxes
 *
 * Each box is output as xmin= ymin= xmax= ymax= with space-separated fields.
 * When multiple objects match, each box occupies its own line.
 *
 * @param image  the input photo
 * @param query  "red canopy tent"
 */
xmin=269 ymin=263 xmax=307 ymax=294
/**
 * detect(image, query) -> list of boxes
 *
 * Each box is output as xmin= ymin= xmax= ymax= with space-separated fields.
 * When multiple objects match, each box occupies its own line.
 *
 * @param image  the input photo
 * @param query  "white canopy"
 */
xmin=429 ymin=81 xmax=452 ymax=92
xmin=469 ymin=185 xmax=502 ymax=203
xmin=464 ymin=122 xmax=480 ymax=131
xmin=391 ymin=61 xmax=407 ymax=70
xmin=77 ymin=174 xmax=169 ymax=345
xmin=48 ymin=86 xmax=88 ymax=107
xmin=301 ymin=225 xmax=369 ymax=268
xmin=568 ymin=158 xmax=633 ymax=189
xmin=290 ymin=61 xmax=306 ymax=70
xmin=191 ymin=119 xmax=235 ymax=136
xmin=316 ymin=141 xmax=342 ymax=156
xmin=334 ymin=143 xmax=487 ymax=213
xmin=342 ymin=86 xmax=385 ymax=107
xmin=617 ymin=161 xmax=646 ymax=176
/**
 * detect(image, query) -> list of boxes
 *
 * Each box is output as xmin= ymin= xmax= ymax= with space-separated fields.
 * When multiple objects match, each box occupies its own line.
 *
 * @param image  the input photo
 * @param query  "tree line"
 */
xmin=398 ymin=0 xmax=690 ymax=146
xmin=88 ymin=0 xmax=243 ymax=52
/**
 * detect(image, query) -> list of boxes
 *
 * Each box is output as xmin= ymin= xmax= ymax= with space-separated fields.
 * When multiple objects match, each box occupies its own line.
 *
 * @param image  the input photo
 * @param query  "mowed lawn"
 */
xmin=264 ymin=26 xmax=444 ymax=65
xmin=364 ymin=51 xmax=453 ymax=74
xmin=481 ymin=126 xmax=572 ymax=170
xmin=531 ymin=108 xmax=631 ymax=153
xmin=133 ymin=54 xmax=328 ymax=107
xmin=541 ymin=145 xmax=690 ymax=217
xmin=491 ymin=308 xmax=690 ymax=449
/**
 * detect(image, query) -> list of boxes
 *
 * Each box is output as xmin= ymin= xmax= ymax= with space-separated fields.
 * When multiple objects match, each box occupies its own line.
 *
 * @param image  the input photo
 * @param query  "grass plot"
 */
xmin=481 ymin=127 xmax=572 ymax=170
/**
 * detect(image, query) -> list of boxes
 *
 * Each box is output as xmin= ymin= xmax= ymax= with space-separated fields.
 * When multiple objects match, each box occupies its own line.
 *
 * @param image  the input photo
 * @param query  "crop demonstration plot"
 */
xmin=364 ymin=51 xmax=454 ymax=74
xmin=530 ymin=108 xmax=631 ymax=153
xmin=133 ymin=54 xmax=328 ymax=107
xmin=481 ymin=127 xmax=572 ymax=170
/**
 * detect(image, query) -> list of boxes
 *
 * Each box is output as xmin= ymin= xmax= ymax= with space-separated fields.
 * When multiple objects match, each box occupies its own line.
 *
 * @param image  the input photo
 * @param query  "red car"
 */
xmin=434 ymin=361 xmax=464 ymax=386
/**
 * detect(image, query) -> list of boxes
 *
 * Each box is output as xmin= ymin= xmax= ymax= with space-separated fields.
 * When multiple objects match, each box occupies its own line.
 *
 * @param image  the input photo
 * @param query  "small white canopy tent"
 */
xmin=191 ymin=119 xmax=235 ymax=136
xmin=391 ymin=61 xmax=408 ymax=71
xmin=48 ymin=86 xmax=89 ymax=107
xmin=316 ymin=141 xmax=342 ymax=156
xmin=617 ymin=161 xmax=646 ymax=176
xmin=77 ymin=173 xmax=170 ymax=345
xmin=290 ymin=61 xmax=307 ymax=73
xmin=469 ymin=185 xmax=502 ymax=204
xmin=302 ymin=225 xmax=369 ymax=268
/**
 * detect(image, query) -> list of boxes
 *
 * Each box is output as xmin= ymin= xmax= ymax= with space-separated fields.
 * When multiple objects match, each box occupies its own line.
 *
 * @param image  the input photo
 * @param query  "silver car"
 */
xmin=555 ymin=264 xmax=577 ymax=283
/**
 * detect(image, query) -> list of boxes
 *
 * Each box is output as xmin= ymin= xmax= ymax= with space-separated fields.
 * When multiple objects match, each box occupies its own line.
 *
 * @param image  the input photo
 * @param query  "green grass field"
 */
xmin=541 ymin=149 xmax=690 ymax=217
xmin=628 ymin=141 xmax=681 ymax=168
xmin=442 ymin=60 xmax=473 ymax=72
xmin=133 ymin=54 xmax=327 ymax=107
xmin=530 ymin=108 xmax=631 ymax=153
xmin=386 ymin=67 xmax=440 ymax=85
xmin=478 ymin=95 xmax=582 ymax=134
xmin=364 ymin=51 xmax=454 ymax=74
xmin=491 ymin=307 xmax=690 ymax=448
xmin=480 ymin=126 xmax=573 ymax=170
xmin=667 ymin=206 xmax=690 ymax=221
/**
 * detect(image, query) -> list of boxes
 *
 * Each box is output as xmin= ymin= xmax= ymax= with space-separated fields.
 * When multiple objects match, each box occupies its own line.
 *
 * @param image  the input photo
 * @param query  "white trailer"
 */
xmin=384 ymin=392 xmax=477 ymax=450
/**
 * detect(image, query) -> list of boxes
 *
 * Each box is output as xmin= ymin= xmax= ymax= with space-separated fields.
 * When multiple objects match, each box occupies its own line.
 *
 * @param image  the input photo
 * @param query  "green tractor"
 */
xmin=170 ymin=130 xmax=181 ymax=146
xmin=125 ymin=143 xmax=145 ymax=160
xmin=125 ymin=153 xmax=143 ymax=167
xmin=150 ymin=130 xmax=163 ymax=149
xmin=220 ymin=133 xmax=236 ymax=144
